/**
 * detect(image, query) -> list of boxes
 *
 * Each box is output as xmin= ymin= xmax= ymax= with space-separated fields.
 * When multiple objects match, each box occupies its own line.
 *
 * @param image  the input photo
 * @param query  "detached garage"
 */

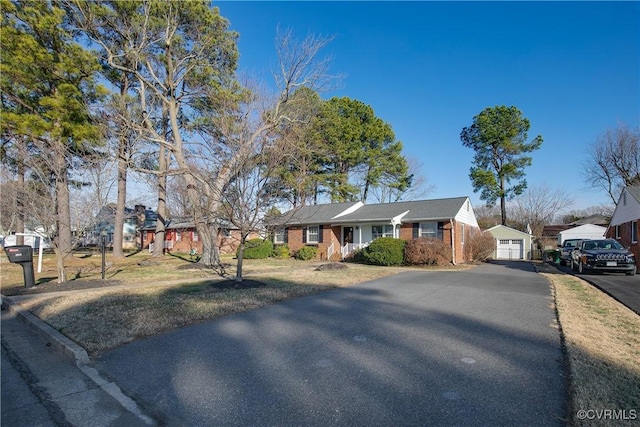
xmin=557 ymin=224 xmax=606 ymax=246
xmin=486 ymin=225 xmax=534 ymax=260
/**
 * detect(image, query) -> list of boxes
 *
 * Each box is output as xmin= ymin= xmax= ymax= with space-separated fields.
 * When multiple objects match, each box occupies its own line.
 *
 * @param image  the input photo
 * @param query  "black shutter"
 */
xmin=318 ymin=225 xmax=324 ymax=243
xmin=284 ymin=228 xmax=288 ymax=243
xmin=412 ymin=223 xmax=419 ymax=239
xmin=302 ymin=227 xmax=307 ymax=244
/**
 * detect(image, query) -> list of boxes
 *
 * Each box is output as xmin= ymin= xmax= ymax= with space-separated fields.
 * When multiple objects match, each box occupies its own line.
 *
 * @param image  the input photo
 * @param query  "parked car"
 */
xmin=559 ymin=238 xmax=583 ymax=266
xmin=571 ymin=239 xmax=637 ymax=276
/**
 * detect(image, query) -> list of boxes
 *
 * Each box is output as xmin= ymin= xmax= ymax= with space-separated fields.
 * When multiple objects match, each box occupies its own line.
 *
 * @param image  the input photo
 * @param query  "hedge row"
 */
xmin=237 ymin=239 xmax=314 ymax=260
xmin=359 ymin=233 xmax=493 ymax=266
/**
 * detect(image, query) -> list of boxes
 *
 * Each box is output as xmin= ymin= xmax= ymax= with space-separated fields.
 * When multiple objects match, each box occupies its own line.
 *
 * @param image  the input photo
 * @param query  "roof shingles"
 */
xmin=278 ymin=197 xmax=469 ymax=225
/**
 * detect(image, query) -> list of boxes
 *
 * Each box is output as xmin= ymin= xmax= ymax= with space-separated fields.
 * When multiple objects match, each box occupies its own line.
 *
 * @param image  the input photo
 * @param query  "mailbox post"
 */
xmin=101 ymin=234 xmax=106 ymax=280
xmin=4 ymin=245 xmax=35 ymax=288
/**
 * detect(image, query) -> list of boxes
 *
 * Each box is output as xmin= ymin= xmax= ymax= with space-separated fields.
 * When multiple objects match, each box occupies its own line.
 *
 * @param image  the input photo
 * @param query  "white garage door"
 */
xmin=496 ymin=239 xmax=524 ymax=260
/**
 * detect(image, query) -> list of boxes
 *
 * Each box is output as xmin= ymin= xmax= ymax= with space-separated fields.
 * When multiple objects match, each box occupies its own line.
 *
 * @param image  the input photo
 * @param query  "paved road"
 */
xmin=554 ymin=263 xmax=640 ymax=315
xmin=97 ymin=261 xmax=566 ymax=426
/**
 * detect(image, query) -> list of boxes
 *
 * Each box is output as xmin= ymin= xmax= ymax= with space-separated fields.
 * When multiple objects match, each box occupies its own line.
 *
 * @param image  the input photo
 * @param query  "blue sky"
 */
xmin=215 ymin=1 xmax=639 ymax=211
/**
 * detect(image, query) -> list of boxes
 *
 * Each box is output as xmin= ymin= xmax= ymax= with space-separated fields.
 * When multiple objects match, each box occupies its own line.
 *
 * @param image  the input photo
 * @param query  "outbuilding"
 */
xmin=557 ymin=224 xmax=606 ymax=246
xmin=485 ymin=225 xmax=533 ymax=260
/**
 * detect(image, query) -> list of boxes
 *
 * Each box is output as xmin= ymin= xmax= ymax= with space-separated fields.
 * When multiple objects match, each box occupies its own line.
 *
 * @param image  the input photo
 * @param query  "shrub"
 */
xmin=404 ymin=238 xmax=452 ymax=266
xmin=240 ymin=238 xmax=273 ymax=259
xmin=465 ymin=231 xmax=496 ymax=262
xmin=346 ymin=247 xmax=367 ymax=263
xmin=272 ymin=244 xmax=291 ymax=259
xmin=295 ymin=245 xmax=318 ymax=261
xmin=363 ymin=237 xmax=406 ymax=266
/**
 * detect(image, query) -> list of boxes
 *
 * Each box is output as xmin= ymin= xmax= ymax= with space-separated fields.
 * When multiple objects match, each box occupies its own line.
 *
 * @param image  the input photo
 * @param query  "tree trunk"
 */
xmin=112 ymin=80 xmax=130 ymax=258
xmin=197 ymin=220 xmax=221 ymax=269
xmin=235 ymin=242 xmax=245 ymax=283
xmin=16 ymin=162 xmax=25 ymax=246
xmin=55 ymin=175 xmax=72 ymax=283
xmin=112 ymin=142 xmax=127 ymax=258
xmin=153 ymin=145 xmax=168 ymax=257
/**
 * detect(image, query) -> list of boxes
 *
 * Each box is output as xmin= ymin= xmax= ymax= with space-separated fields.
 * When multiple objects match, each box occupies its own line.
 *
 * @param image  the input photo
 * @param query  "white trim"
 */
xmin=332 ymin=201 xmax=365 ymax=219
xmin=391 ymin=210 xmax=410 ymax=226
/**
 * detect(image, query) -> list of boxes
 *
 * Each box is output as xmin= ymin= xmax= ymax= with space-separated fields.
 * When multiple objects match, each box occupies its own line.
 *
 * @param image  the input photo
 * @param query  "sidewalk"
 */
xmin=1 ymin=296 xmax=156 ymax=427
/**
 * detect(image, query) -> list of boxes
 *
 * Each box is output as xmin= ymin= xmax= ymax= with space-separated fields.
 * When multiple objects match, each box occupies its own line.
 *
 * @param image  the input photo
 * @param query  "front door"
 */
xmin=343 ymin=227 xmax=354 ymax=245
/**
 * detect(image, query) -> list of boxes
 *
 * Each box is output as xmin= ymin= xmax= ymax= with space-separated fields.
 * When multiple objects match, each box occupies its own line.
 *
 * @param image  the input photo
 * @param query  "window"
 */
xmin=274 ymin=229 xmax=286 ymax=244
xmin=372 ymin=224 xmax=394 ymax=239
xmin=307 ymin=225 xmax=319 ymax=244
xmin=419 ymin=222 xmax=438 ymax=238
xmin=615 ymin=225 xmax=621 ymax=239
xmin=633 ymin=221 xmax=638 ymax=243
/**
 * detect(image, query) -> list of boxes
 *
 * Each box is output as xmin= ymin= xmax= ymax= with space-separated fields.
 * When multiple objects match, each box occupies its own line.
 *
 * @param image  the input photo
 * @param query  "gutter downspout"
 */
xmin=450 ymin=218 xmax=456 ymax=265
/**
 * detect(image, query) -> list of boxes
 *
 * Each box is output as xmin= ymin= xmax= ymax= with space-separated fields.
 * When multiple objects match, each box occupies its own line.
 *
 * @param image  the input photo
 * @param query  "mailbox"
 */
xmin=4 ymin=245 xmax=35 ymax=288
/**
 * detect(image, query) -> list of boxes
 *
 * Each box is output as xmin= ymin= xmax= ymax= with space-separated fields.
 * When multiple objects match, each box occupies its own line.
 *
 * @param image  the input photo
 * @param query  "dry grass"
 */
xmin=1 ymin=252 xmax=414 ymax=355
xmin=540 ymin=269 xmax=640 ymax=426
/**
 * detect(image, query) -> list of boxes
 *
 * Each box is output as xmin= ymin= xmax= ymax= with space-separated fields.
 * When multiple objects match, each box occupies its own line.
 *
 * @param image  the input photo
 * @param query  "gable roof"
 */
xmin=275 ymin=201 xmax=362 ymax=225
xmin=627 ymin=186 xmax=640 ymax=203
xmin=332 ymin=197 xmax=470 ymax=223
xmin=485 ymin=224 xmax=531 ymax=237
xmin=276 ymin=197 xmax=475 ymax=226
xmin=569 ymin=214 xmax=610 ymax=226
xmin=609 ymin=185 xmax=640 ymax=227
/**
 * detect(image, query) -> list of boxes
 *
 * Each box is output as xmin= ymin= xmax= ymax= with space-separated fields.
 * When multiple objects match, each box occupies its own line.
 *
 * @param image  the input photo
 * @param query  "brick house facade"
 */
xmin=274 ymin=197 xmax=480 ymax=264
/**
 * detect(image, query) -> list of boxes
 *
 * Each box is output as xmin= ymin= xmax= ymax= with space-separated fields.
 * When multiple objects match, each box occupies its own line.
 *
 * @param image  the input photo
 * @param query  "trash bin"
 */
xmin=4 ymin=245 xmax=35 ymax=288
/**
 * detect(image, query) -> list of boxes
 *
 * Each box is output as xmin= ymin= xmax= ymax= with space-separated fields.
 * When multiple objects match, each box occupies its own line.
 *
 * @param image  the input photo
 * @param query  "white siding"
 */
xmin=609 ymin=189 xmax=640 ymax=226
xmin=486 ymin=225 xmax=533 ymax=260
xmin=454 ymin=198 xmax=479 ymax=228
xmin=557 ymin=224 xmax=606 ymax=245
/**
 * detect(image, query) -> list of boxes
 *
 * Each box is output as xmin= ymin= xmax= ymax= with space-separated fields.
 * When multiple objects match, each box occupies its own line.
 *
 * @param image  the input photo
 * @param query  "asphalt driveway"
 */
xmin=97 ymin=261 xmax=566 ymax=426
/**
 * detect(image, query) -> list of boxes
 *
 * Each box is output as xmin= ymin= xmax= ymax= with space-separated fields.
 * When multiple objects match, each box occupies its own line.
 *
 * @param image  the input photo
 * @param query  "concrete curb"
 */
xmin=1 ymin=293 xmax=155 ymax=426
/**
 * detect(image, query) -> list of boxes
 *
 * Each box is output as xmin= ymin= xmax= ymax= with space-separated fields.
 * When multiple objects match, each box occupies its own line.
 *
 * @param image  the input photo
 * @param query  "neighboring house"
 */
xmin=485 ymin=225 xmax=533 ymax=260
xmin=606 ymin=186 xmax=640 ymax=269
xmin=569 ymin=214 xmax=609 ymax=227
xmin=557 ymin=224 xmax=606 ymax=246
xmin=540 ymin=225 xmax=573 ymax=249
xmin=272 ymin=196 xmax=480 ymax=263
xmin=80 ymin=204 xmax=156 ymax=249
xmin=141 ymin=219 xmax=259 ymax=255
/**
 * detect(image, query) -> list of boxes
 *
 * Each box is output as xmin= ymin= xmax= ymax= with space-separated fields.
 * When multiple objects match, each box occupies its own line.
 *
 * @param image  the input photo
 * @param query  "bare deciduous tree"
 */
xmin=507 ymin=183 xmax=573 ymax=237
xmin=585 ymin=122 xmax=640 ymax=204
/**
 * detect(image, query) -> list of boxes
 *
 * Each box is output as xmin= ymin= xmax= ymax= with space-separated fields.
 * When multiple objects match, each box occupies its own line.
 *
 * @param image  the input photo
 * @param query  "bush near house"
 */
xmin=404 ymin=237 xmax=452 ymax=266
xmin=295 ymin=245 xmax=318 ymax=260
xmin=465 ymin=232 xmax=496 ymax=262
xmin=363 ymin=237 xmax=406 ymax=266
xmin=272 ymin=244 xmax=291 ymax=259
xmin=240 ymin=238 xmax=274 ymax=259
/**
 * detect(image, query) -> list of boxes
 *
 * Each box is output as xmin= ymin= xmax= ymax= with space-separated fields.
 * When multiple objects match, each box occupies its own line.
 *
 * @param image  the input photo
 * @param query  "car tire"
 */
xmin=578 ymin=261 xmax=588 ymax=274
xmin=626 ymin=268 xmax=636 ymax=276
